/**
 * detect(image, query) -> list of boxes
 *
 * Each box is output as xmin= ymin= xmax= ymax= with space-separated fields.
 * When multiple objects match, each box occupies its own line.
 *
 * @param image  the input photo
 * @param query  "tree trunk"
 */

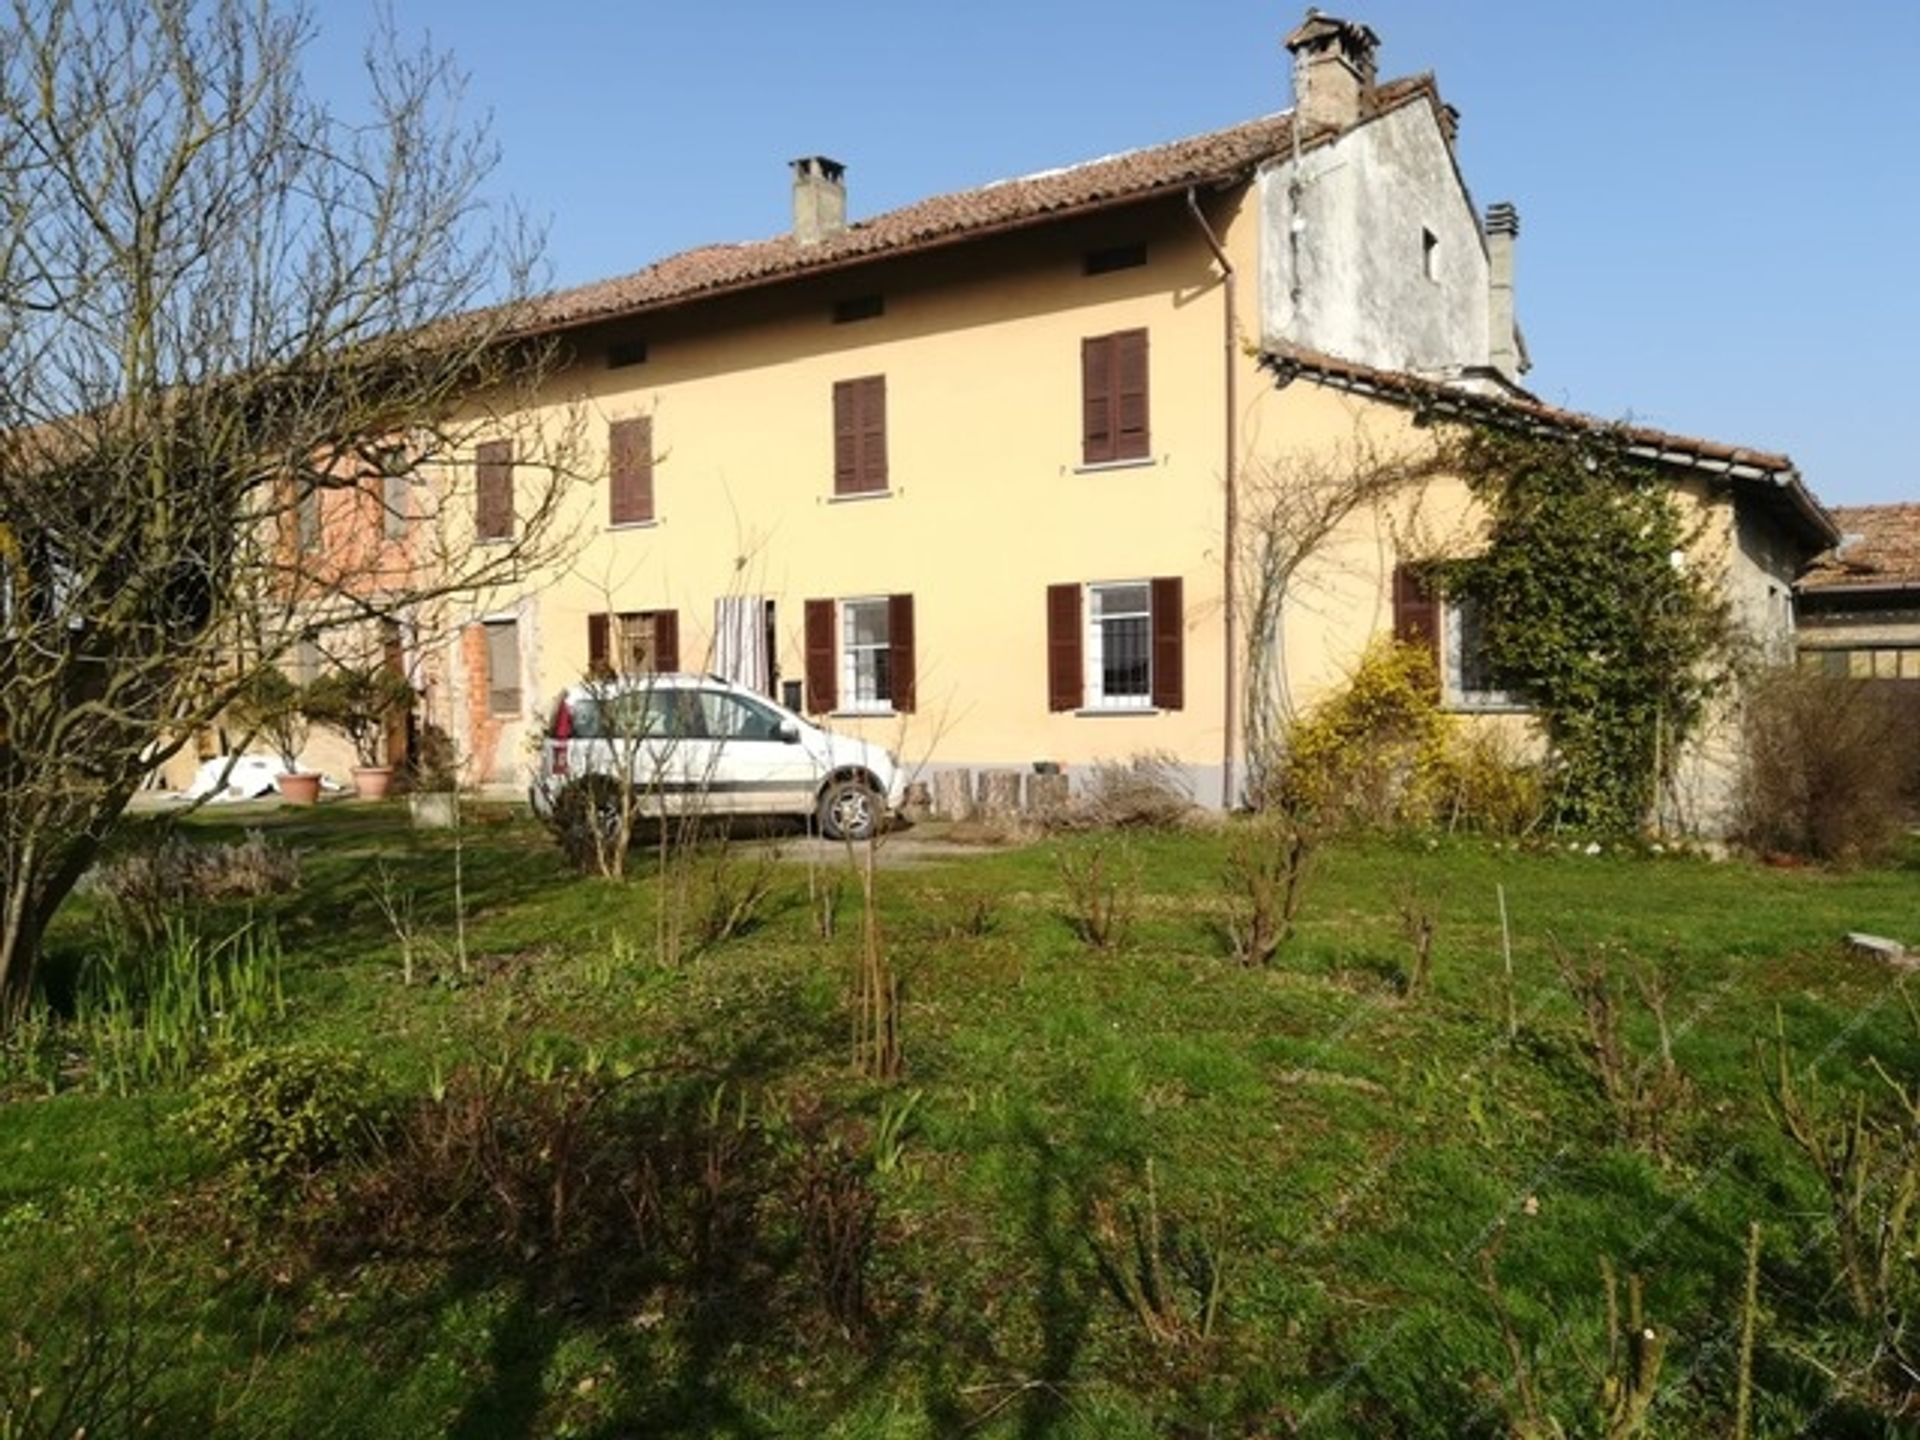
xmin=0 ymin=797 xmax=122 ymax=1030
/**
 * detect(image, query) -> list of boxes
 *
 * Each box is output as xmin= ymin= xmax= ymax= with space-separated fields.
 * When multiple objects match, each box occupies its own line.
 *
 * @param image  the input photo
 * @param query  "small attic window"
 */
xmin=1421 ymin=228 xmax=1439 ymax=281
xmin=606 ymin=339 xmax=649 ymax=369
xmin=832 ymin=294 xmax=885 ymax=324
xmin=1084 ymin=243 xmax=1148 ymax=276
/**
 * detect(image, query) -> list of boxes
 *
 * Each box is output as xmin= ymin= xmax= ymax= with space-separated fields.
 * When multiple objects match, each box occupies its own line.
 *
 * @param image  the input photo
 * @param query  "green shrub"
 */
xmin=1279 ymin=640 xmax=1450 ymax=828
xmin=181 ymin=1045 xmax=385 ymax=1205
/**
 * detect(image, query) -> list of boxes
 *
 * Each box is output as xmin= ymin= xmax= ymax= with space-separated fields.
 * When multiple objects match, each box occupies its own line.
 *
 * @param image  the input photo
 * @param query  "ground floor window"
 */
xmin=840 ymin=597 xmax=893 ymax=711
xmin=484 ymin=619 xmax=521 ymax=716
xmin=1087 ymin=581 xmax=1152 ymax=708
xmin=1444 ymin=593 xmax=1525 ymax=710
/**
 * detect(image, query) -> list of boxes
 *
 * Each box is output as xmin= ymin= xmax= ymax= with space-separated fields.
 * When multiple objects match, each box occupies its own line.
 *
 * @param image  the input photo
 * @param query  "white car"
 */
xmin=529 ymin=673 xmax=904 ymax=840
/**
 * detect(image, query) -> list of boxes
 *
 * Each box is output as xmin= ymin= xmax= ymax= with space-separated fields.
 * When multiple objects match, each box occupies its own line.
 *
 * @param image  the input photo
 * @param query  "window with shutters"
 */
xmin=608 ymin=416 xmax=654 ymax=527
xmin=840 ymin=598 xmax=892 ymax=712
xmin=832 ymin=376 xmax=888 ymax=496
xmin=1443 ymin=594 xmax=1525 ymax=711
xmin=588 ymin=609 xmax=678 ymax=678
xmin=1086 ymin=582 xmax=1152 ymax=708
xmin=805 ymin=594 xmax=914 ymax=714
xmin=484 ymin=619 xmax=521 ymax=716
xmin=1080 ymin=328 xmax=1150 ymax=466
xmin=475 ymin=440 xmax=514 ymax=542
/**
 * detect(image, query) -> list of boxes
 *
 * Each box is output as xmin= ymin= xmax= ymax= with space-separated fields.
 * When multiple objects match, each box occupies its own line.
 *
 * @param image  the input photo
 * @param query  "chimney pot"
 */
xmin=790 ymin=155 xmax=847 ymax=246
xmin=1284 ymin=10 xmax=1380 ymax=132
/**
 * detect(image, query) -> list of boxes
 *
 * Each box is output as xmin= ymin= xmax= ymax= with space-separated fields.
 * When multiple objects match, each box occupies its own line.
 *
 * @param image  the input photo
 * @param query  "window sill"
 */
xmin=1073 ymin=705 xmax=1160 ymax=717
xmin=830 ymin=708 xmax=897 ymax=720
xmin=1071 ymin=456 xmax=1157 ymax=475
xmin=474 ymin=536 xmax=514 ymax=547
xmin=1443 ymin=698 xmax=1532 ymax=716
xmin=606 ymin=519 xmax=660 ymax=532
xmin=827 ymin=489 xmax=894 ymax=505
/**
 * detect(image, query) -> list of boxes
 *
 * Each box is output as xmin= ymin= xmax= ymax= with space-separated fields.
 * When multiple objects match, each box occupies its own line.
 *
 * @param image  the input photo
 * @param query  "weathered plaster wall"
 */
xmin=1257 ymin=101 xmax=1490 ymax=376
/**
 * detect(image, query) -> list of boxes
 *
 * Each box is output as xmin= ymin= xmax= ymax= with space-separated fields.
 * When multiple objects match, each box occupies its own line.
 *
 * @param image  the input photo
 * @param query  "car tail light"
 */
xmin=550 ymin=697 xmax=573 ymax=776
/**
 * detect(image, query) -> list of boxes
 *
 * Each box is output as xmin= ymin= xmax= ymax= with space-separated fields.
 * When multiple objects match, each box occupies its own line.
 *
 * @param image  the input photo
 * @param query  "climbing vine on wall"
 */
xmin=1440 ymin=427 xmax=1735 ymax=835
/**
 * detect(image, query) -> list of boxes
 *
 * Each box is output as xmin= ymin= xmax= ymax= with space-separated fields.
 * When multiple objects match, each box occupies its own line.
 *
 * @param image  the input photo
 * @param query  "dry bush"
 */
xmin=1427 ymin=725 xmax=1548 ymax=837
xmin=1220 ymin=813 xmax=1315 ymax=966
xmin=692 ymin=835 xmax=781 ymax=952
xmin=1055 ymin=751 xmax=1195 ymax=832
xmin=89 ymin=831 xmax=300 ymax=938
xmin=1759 ymin=1001 xmax=1920 ymax=1410
xmin=1552 ymin=942 xmax=1689 ymax=1159
xmin=1057 ymin=836 xmax=1138 ymax=950
xmin=1087 ymin=1159 xmax=1227 ymax=1349
xmin=1738 ymin=669 xmax=1919 ymax=865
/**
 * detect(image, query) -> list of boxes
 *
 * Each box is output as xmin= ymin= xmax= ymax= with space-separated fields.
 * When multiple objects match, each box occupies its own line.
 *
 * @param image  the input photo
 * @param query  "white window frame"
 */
xmin=839 ymin=596 xmax=893 ymax=714
xmin=1443 ymin=593 xmax=1525 ymax=712
xmin=1085 ymin=580 xmax=1153 ymax=711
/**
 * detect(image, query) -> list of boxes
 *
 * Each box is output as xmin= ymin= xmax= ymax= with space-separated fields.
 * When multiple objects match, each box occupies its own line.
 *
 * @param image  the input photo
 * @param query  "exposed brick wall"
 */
xmin=460 ymin=623 xmax=502 ymax=785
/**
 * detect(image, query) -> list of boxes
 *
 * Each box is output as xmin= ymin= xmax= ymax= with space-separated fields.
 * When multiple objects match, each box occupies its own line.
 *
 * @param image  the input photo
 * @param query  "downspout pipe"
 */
xmin=1186 ymin=186 xmax=1238 ymax=810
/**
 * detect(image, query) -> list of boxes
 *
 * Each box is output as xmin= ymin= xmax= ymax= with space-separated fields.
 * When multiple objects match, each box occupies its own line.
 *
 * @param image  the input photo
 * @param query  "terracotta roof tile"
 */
xmin=514 ymin=76 xmax=1442 ymax=335
xmin=1260 ymin=341 xmax=1838 ymax=550
xmin=1801 ymin=503 xmax=1920 ymax=590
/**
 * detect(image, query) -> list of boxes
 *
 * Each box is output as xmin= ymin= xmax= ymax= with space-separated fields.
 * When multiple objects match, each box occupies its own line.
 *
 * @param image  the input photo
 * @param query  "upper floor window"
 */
xmin=1084 ymin=243 xmax=1147 ymax=276
xmin=475 ymin=440 xmax=514 ymax=542
xmin=608 ymin=416 xmax=655 ymax=526
xmin=832 ymin=376 xmax=888 ymax=496
xmin=1080 ymin=329 xmax=1150 ymax=465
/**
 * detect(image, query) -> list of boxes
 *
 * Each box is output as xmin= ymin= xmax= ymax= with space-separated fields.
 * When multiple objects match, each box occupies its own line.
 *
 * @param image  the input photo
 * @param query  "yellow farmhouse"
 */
xmin=323 ymin=12 xmax=1833 ymax=824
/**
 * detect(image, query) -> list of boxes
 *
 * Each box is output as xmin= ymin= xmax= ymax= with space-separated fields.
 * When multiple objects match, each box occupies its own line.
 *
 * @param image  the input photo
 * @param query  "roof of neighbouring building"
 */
xmin=508 ymin=75 xmax=1445 ymax=337
xmin=1799 ymin=503 xmax=1920 ymax=591
xmin=1260 ymin=342 xmax=1839 ymax=551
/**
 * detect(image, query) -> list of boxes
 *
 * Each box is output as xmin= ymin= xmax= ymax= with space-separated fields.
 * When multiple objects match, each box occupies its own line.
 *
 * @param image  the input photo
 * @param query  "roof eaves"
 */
xmin=1260 ymin=343 xmax=1839 ymax=550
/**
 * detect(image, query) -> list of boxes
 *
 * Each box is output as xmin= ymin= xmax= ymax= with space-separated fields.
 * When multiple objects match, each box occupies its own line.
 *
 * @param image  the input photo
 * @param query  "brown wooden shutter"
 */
xmin=860 ymin=375 xmax=888 ymax=493
xmin=832 ymin=381 xmax=859 ymax=494
xmin=1392 ymin=563 xmax=1442 ymax=679
xmin=608 ymin=416 xmax=654 ymax=525
xmin=652 ymin=609 xmax=680 ymax=672
xmin=1115 ymin=329 xmax=1150 ymax=460
xmin=1046 ymin=583 xmax=1083 ymax=712
xmin=888 ymin=593 xmax=916 ymax=713
xmin=1081 ymin=335 xmax=1114 ymax=464
xmin=587 ymin=613 xmax=611 ymax=677
xmin=804 ymin=599 xmax=837 ymax=712
xmin=475 ymin=440 xmax=513 ymax=540
xmin=1150 ymin=575 xmax=1184 ymax=710
xmin=833 ymin=377 xmax=887 ymax=495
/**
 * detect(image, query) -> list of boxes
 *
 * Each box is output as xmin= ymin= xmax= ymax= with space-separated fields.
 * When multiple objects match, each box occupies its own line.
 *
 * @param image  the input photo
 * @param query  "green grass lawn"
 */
xmin=4 ymin=805 xmax=1918 ymax=1437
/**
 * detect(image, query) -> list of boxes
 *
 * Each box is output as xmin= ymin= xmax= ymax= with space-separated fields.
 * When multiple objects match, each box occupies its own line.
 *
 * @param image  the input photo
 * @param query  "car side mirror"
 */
xmin=777 ymin=719 xmax=801 ymax=744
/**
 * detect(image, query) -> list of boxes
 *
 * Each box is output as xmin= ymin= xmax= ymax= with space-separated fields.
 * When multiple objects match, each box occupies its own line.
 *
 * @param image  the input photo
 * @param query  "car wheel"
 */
xmin=818 ymin=776 xmax=881 ymax=842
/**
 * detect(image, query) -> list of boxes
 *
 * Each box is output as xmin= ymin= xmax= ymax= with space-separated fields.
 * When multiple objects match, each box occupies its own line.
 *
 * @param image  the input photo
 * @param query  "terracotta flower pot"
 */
xmin=352 ymin=765 xmax=395 ymax=801
xmin=276 ymin=772 xmax=323 ymax=806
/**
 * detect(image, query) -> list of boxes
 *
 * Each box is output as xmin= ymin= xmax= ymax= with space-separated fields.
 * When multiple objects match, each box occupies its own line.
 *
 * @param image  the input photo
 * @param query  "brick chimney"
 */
xmin=1485 ymin=202 xmax=1523 ymax=381
xmin=1284 ymin=10 xmax=1380 ymax=132
xmin=790 ymin=156 xmax=846 ymax=246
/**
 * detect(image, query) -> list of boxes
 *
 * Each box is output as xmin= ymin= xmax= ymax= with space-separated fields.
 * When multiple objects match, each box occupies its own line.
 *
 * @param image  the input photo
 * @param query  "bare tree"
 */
xmin=0 ymin=0 xmax=585 ymax=1020
xmin=1236 ymin=428 xmax=1450 ymax=807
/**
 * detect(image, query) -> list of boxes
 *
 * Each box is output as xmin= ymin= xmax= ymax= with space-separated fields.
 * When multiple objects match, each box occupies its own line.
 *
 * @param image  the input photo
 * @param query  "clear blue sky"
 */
xmin=310 ymin=2 xmax=1918 ymax=507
